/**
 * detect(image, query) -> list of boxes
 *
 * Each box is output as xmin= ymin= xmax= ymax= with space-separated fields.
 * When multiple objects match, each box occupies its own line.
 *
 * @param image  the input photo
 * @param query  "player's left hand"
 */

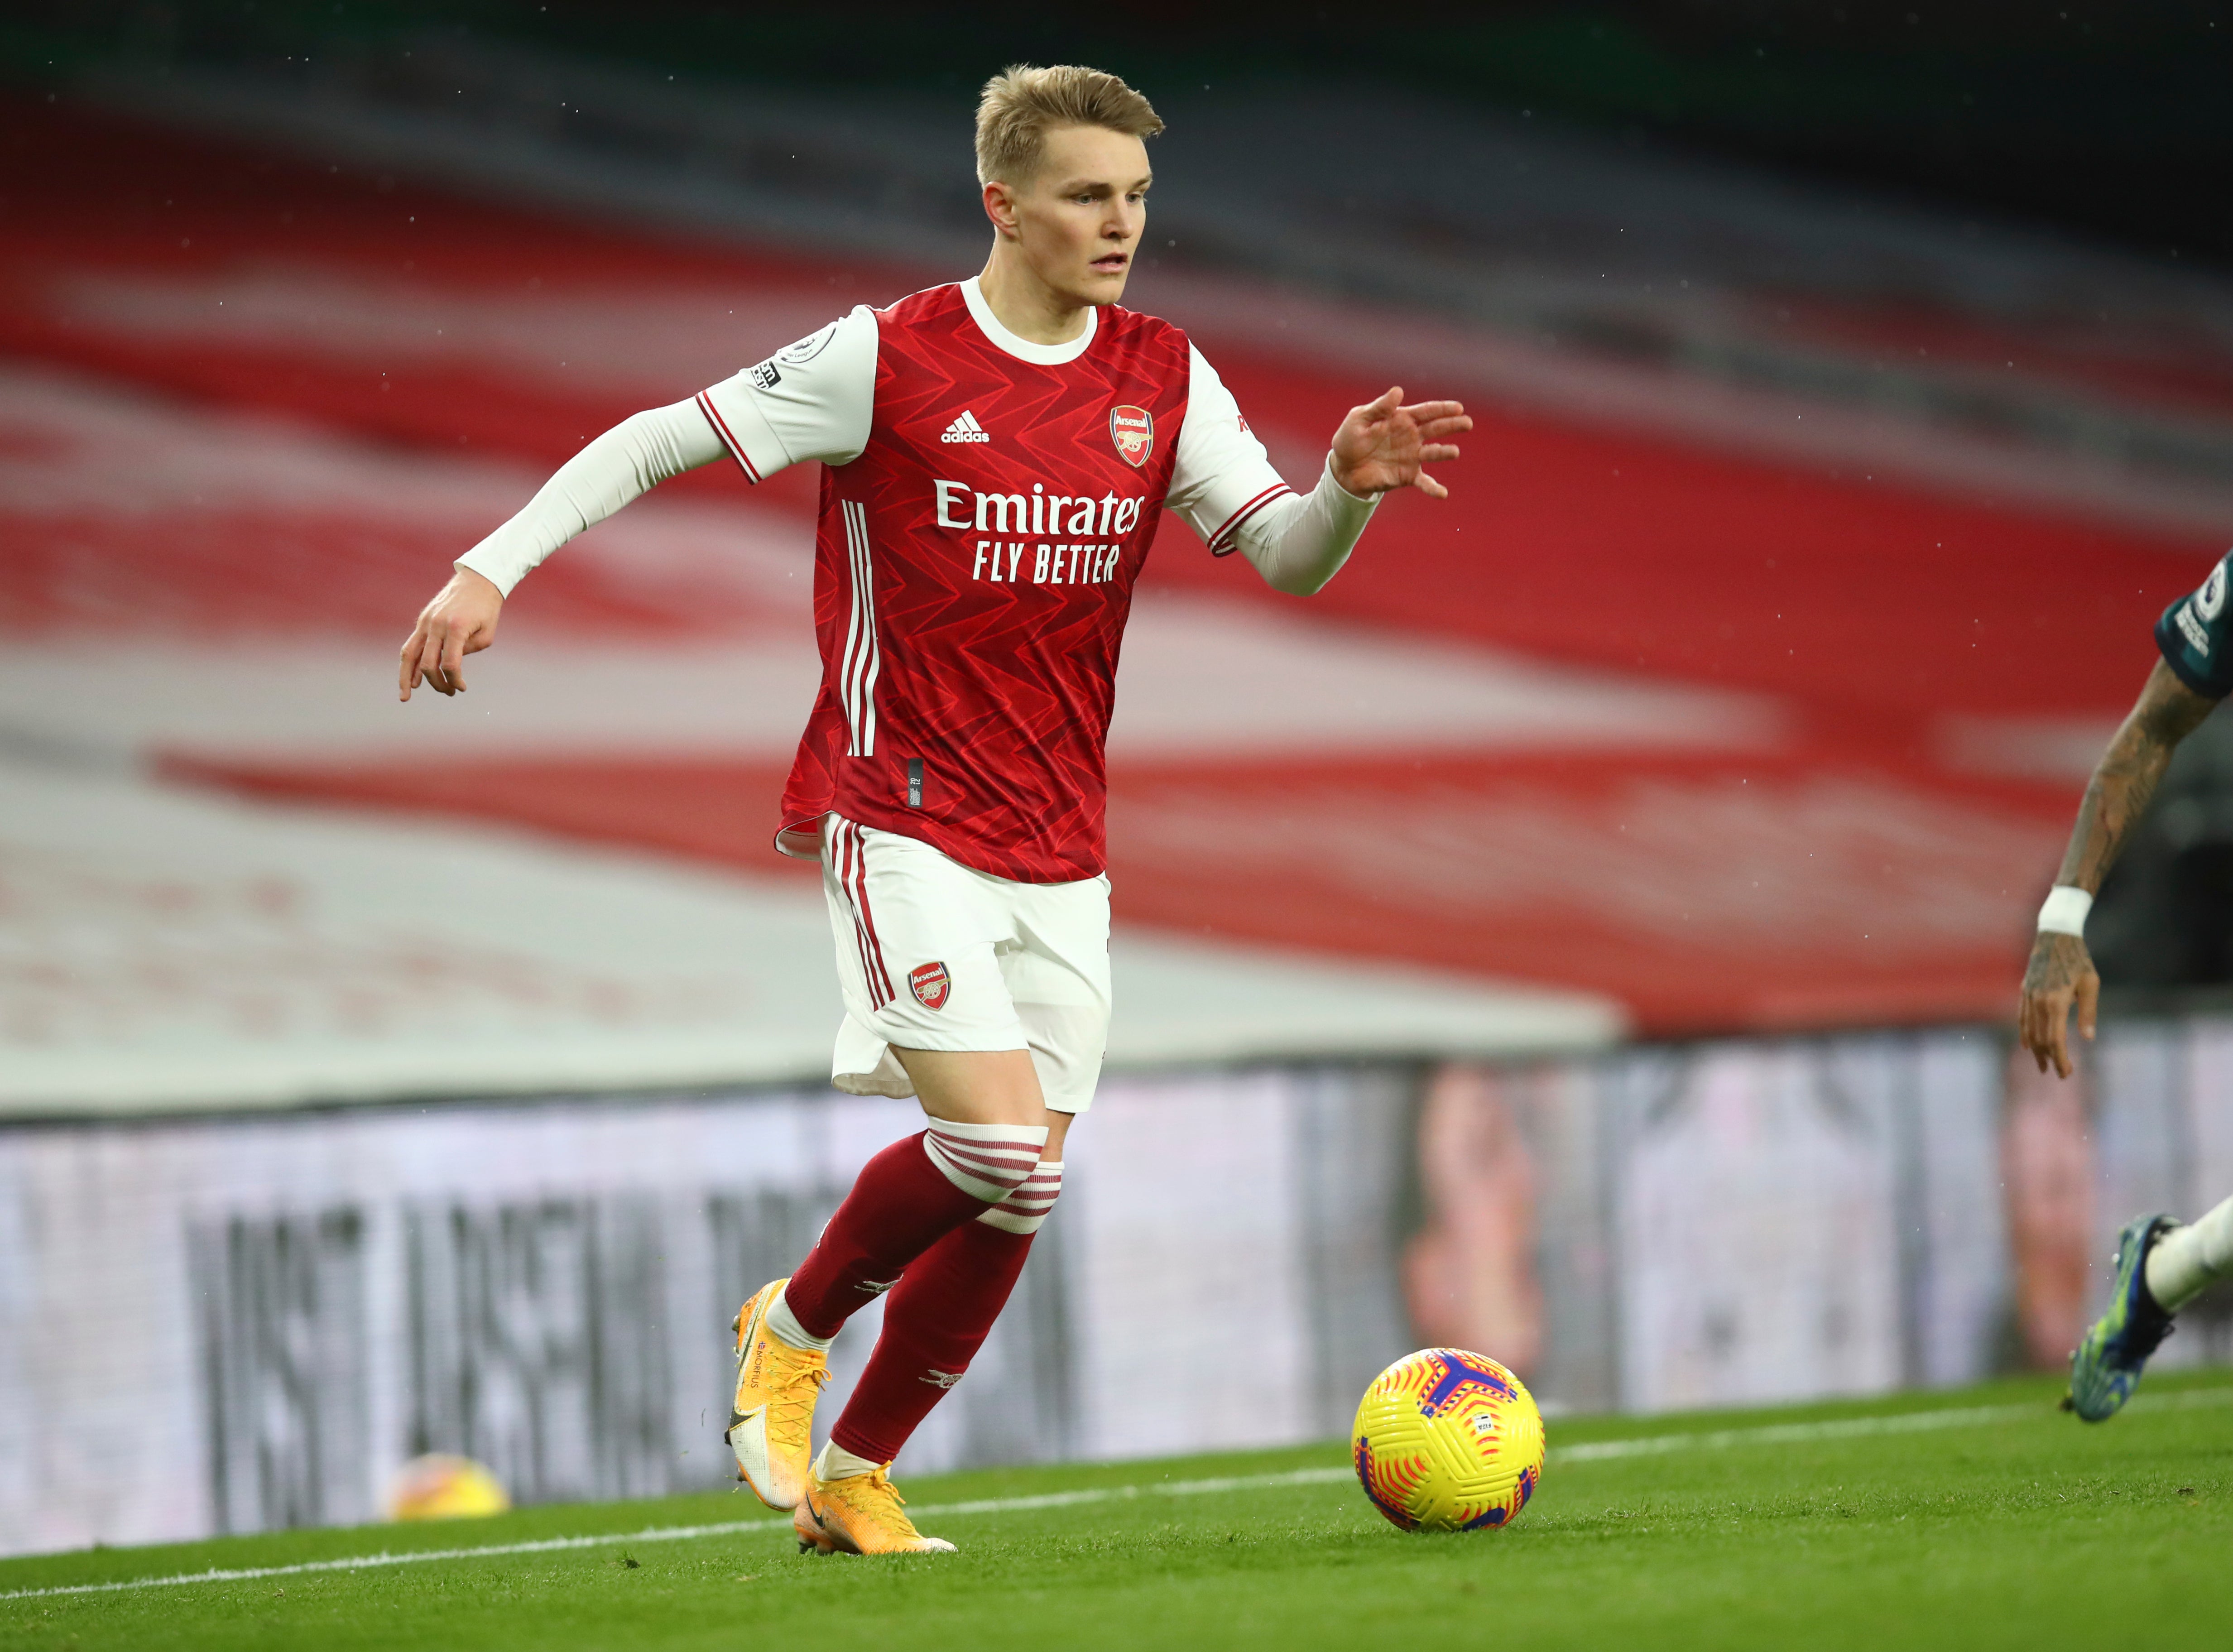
xmin=1329 ymin=387 xmax=1471 ymax=499
xmin=2018 ymin=930 xmax=2099 ymax=1079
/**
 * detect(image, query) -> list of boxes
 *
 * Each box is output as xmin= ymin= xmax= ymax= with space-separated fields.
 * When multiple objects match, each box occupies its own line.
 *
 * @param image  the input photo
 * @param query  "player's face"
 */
xmin=1007 ymin=125 xmax=1150 ymax=307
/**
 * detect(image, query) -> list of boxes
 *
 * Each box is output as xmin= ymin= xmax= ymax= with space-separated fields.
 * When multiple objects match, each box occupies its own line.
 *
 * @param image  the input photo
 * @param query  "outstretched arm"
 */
xmin=397 ymin=397 xmax=724 ymax=700
xmin=2018 ymin=658 xmax=2215 ymax=1076
xmin=397 ymin=306 xmax=877 ymax=701
xmin=1230 ymin=388 xmax=1473 ymax=595
xmin=1166 ymin=347 xmax=1474 ymax=595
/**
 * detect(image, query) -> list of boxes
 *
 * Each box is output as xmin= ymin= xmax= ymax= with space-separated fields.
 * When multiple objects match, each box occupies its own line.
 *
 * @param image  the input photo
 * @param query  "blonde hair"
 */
xmin=974 ymin=64 xmax=1164 ymax=187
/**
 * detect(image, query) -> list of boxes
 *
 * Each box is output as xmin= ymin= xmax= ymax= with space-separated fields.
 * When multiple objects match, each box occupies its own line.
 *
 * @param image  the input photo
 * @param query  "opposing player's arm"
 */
xmin=398 ymin=309 xmax=876 ymax=701
xmin=2049 ymin=660 xmax=2216 ymax=894
xmin=2018 ymin=658 xmax=2217 ymax=1076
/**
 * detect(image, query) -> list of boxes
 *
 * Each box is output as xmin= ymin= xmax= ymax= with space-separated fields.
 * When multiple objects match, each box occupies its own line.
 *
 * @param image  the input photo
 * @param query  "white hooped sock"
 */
xmin=2146 ymin=1195 xmax=2233 ymax=1312
xmin=921 ymin=1119 xmax=1050 ymax=1202
xmin=815 ymin=1441 xmax=885 ymax=1481
xmin=765 ymin=1287 xmax=836 ymax=1353
xmin=978 ymin=1160 xmax=1063 ymax=1234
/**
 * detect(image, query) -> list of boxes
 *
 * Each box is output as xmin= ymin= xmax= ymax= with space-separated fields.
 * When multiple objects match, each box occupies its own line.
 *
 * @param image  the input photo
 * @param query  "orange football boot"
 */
xmin=793 ymin=1463 xmax=957 ymax=1555
xmin=725 ymin=1279 xmax=827 ymax=1511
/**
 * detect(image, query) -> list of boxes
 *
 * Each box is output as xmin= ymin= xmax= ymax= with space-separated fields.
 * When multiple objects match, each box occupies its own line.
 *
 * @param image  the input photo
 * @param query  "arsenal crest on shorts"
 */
xmin=1109 ymin=405 xmax=1154 ymax=467
xmin=908 ymin=961 xmax=951 ymax=1011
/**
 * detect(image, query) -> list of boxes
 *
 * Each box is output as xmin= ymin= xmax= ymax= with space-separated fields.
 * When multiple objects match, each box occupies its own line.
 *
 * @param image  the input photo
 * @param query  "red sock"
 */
xmin=828 ymin=1218 xmax=1035 ymax=1465
xmin=782 ymin=1132 xmax=992 ymax=1339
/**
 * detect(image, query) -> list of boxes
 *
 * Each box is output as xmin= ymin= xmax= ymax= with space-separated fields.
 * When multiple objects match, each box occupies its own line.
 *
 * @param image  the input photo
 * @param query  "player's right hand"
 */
xmin=2017 ymin=930 xmax=2099 ymax=1079
xmin=399 ymin=567 xmax=504 ymax=701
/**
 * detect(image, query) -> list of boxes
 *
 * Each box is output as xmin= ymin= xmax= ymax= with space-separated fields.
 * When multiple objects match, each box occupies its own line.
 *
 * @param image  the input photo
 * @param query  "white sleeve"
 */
xmin=694 ymin=305 xmax=878 ymax=480
xmin=1238 ymin=461 xmax=1381 ymax=596
xmin=1166 ymin=345 xmax=1296 ymax=552
xmin=454 ymin=398 xmax=725 ymax=595
xmin=452 ymin=307 xmax=876 ymax=595
xmin=1165 ymin=343 xmax=1378 ymax=595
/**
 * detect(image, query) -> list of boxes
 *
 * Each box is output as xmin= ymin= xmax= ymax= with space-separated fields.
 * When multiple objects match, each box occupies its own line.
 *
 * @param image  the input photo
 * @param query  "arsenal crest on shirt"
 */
xmin=1109 ymin=404 xmax=1154 ymax=467
xmin=908 ymin=960 xmax=951 ymax=1010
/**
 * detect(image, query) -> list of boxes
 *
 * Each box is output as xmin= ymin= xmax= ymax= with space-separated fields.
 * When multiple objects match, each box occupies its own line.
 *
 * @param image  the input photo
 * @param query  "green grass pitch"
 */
xmin=5 ymin=1370 xmax=2230 ymax=1651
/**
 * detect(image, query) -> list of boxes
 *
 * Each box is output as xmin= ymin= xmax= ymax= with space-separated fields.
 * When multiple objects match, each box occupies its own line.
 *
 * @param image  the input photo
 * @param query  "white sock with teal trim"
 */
xmin=2145 ymin=1195 xmax=2233 ymax=1312
xmin=766 ymin=1286 xmax=836 ymax=1352
xmin=815 ymin=1441 xmax=884 ymax=1480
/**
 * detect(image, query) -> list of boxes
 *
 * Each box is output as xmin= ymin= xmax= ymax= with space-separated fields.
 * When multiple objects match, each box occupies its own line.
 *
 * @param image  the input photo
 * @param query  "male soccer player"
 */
xmin=398 ymin=65 xmax=1471 ymax=1550
xmin=2019 ymin=548 xmax=2233 ymax=1420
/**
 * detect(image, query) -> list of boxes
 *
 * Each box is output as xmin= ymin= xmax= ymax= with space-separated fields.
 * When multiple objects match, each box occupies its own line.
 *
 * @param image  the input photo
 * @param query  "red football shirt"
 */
xmin=695 ymin=279 xmax=1297 ymax=883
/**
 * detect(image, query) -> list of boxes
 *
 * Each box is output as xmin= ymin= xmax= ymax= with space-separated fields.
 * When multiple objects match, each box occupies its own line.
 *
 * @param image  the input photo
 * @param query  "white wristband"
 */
xmin=2037 ymin=886 xmax=2093 ymax=937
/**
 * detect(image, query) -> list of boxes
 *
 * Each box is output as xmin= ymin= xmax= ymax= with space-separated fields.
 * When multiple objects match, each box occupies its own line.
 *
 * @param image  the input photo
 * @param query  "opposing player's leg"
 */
xmin=730 ymin=821 xmax=1045 ymax=1511
xmin=2147 ymin=1193 xmax=2233 ymax=1308
xmin=2064 ymin=1215 xmax=2176 ymax=1421
xmin=2065 ymin=1195 xmax=2233 ymax=1421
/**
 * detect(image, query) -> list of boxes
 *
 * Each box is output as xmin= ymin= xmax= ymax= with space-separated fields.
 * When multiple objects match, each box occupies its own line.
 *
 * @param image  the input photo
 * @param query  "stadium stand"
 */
xmin=6 ymin=78 xmax=2227 ymax=1031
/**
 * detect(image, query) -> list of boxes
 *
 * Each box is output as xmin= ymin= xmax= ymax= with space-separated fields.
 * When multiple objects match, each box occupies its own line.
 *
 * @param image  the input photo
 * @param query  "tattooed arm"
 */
xmin=2018 ymin=659 xmax=2217 ymax=1076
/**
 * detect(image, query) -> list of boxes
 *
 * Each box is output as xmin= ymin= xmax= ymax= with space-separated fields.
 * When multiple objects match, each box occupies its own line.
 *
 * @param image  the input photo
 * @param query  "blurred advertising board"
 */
xmin=5 ymin=1022 xmax=2232 ymax=1554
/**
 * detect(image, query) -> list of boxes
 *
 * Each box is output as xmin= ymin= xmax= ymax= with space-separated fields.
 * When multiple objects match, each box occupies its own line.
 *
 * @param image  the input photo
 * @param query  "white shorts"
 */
xmin=821 ymin=815 xmax=1112 ymax=1114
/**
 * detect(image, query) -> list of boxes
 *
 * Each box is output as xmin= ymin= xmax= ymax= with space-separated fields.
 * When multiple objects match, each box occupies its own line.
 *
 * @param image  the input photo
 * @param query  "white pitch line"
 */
xmin=0 ymin=1519 xmax=786 ymax=1604
xmin=0 ymin=1466 xmax=1354 ymax=1603
xmin=1552 ymin=1383 xmax=2233 ymax=1463
xmin=7 ymin=1388 xmax=2228 ymax=1604
xmin=1552 ymin=1402 xmax=2041 ymax=1462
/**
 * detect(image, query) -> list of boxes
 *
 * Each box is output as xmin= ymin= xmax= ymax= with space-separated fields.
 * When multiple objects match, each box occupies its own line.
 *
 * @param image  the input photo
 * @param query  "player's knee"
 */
xmin=976 ymin=1159 xmax=1063 ymax=1234
xmin=921 ymin=1119 xmax=1050 ymax=1202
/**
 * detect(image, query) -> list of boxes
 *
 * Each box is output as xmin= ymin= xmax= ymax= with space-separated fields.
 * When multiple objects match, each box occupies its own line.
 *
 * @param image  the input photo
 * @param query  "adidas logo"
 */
xmin=940 ymin=410 xmax=991 ymax=444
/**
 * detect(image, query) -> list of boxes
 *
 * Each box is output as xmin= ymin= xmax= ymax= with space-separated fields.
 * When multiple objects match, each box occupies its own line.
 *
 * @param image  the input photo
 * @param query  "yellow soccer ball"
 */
xmin=1353 ymin=1348 xmax=1545 ymax=1532
xmin=385 ymin=1454 xmax=511 ymax=1521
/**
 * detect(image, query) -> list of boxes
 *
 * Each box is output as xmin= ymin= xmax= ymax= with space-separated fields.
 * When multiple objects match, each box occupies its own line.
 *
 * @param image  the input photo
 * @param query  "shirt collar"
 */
xmin=960 ymin=275 xmax=1099 ymax=365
